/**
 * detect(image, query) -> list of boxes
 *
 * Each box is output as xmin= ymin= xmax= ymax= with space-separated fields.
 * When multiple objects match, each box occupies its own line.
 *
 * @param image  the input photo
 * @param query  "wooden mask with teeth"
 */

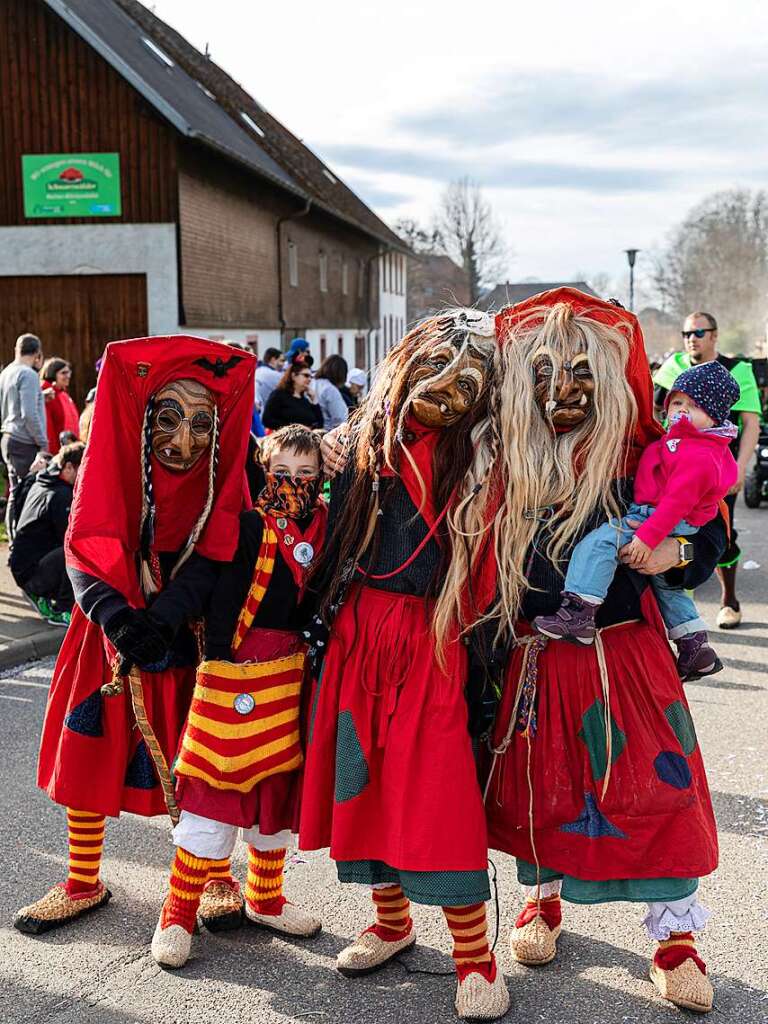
xmin=407 ymin=311 xmax=494 ymax=428
xmin=151 ymin=378 xmax=216 ymax=471
xmin=532 ymin=346 xmax=595 ymax=430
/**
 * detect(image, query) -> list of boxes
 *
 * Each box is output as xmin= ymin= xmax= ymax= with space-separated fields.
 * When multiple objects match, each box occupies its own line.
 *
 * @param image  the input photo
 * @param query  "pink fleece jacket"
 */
xmin=633 ymin=417 xmax=738 ymax=550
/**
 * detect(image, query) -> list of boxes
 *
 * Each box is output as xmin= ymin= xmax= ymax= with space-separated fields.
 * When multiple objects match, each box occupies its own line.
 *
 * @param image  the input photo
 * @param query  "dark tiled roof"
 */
xmin=43 ymin=0 xmax=405 ymax=250
xmin=483 ymin=280 xmax=600 ymax=310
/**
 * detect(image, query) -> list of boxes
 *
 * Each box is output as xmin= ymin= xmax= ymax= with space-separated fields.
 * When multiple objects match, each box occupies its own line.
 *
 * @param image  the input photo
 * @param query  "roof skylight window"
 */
xmin=240 ymin=112 xmax=265 ymax=137
xmin=323 ymin=169 xmax=337 ymax=184
xmin=142 ymin=38 xmax=174 ymax=68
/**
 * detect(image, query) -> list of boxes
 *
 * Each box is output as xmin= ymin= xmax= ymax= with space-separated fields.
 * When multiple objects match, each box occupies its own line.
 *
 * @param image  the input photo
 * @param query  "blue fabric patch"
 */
xmin=124 ymin=740 xmax=159 ymax=789
xmin=64 ymin=689 xmax=104 ymax=737
xmin=560 ymin=793 xmax=626 ymax=839
xmin=654 ymin=751 xmax=692 ymax=790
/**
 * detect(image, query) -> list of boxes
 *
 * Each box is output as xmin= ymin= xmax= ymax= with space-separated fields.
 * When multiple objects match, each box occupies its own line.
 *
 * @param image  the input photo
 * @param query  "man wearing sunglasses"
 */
xmin=653 ymin=312 xmax=761 ymax=629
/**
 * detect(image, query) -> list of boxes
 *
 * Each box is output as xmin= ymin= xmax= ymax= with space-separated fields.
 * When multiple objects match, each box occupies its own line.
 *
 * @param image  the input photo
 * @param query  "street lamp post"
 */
xmin=625 ymin=248 xmax=640 ymax=312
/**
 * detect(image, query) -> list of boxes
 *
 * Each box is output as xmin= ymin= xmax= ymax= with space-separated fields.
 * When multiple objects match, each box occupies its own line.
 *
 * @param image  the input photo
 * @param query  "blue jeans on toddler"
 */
xmin=565 ymin=503 xmax=707 ymax=640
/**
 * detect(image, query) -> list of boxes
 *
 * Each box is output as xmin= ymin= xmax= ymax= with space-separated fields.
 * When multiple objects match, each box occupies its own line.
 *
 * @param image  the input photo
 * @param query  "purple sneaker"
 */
xmin=675 ymin=631 xmax=723 ymax=682
xmin=533 ymin=593 xmax=597 ymax=645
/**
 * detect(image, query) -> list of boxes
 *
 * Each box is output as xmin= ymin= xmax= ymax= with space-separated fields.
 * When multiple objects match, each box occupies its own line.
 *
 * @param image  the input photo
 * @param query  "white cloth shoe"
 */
xmin=151 ymin=917 xmax=193 ymax=968
xmin=245 ymin=900 xmax=321 ymax=937
xmin=716 ymin=605 xmax=741 ymax=629
xmin=455 ymin=958 xmax=510 ymax=1020
xmin=337 ymin=925 xmax=416 ymax=977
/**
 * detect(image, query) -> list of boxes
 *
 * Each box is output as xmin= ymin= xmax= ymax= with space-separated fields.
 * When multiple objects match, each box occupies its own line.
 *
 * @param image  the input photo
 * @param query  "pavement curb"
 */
xmin=0 ymin=629 xmax=63 ymax=671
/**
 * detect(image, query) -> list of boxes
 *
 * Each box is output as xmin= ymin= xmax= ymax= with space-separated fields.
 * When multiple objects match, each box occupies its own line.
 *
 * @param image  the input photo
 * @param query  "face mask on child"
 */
xmin=257 ymin=472 xmax=320 ymax=518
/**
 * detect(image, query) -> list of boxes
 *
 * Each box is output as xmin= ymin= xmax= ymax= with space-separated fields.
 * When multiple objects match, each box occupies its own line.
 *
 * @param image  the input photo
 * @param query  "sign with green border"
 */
xmin=22 ymin=153 xmax=122 ymax=218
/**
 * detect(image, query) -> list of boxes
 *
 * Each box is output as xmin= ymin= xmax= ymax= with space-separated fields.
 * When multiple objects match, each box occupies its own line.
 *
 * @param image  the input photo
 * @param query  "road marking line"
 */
xmin=0 ymin=693 xmax=33 ymax=703
xmin=0 ymin=679 xmax=49 ymax=689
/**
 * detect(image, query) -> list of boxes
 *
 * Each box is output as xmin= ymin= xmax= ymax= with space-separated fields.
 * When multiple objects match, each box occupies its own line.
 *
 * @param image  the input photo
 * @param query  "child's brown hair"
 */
xmin=258 ymin=424 xmax=322 ymax=469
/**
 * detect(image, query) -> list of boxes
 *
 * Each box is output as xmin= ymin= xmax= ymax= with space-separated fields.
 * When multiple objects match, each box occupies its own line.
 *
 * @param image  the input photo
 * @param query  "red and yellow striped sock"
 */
xmin=245 ymin=847 xmax=286 ymax=915
xmin=369 ymin=884 xmax=412 ymax=941
xmin=161 ymin=848 xmax=227 ymax=934
xmin=205 ymin=856 xmax=237 ymax=888
xmin=64 ymin=809 xmax=106 ymax=896
xmin=444 ymin=902 xmax=493 ymax=981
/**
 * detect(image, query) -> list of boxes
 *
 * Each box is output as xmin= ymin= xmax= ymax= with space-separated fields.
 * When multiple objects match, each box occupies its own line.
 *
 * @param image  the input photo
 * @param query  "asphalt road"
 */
xmin=1 ymin=506 xmax=767 ymax=1024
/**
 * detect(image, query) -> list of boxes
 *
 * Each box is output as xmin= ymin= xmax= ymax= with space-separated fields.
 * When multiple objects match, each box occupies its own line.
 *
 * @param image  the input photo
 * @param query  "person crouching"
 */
xmin=151 ymin=424 xmax=327 ymax=967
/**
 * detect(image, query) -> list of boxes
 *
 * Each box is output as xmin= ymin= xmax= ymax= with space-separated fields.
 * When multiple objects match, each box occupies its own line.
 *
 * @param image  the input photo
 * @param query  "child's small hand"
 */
xmin=626 ymin=536 xmax=653 ymax=567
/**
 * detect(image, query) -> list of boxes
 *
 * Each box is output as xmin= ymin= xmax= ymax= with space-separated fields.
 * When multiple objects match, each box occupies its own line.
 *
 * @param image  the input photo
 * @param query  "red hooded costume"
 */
xmin=485 ymin=290 xmax=718 ymax=894
xmin=37 ymin=336 xmax=255 ymax=818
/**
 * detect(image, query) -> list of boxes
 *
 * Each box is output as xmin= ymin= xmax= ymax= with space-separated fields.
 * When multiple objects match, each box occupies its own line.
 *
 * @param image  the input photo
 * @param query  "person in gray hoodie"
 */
xmin=0 ymin=333 xmax=48 ymax=531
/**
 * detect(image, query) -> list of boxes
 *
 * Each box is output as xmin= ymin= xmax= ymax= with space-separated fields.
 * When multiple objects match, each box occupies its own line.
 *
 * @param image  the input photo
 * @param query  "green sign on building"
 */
xmin=22 ymin=153 xmax=122 ymax=218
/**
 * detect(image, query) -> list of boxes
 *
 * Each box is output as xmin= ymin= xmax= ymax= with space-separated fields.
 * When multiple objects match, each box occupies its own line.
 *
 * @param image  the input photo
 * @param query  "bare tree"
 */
xmin=653 ymin=188 xmax=768 ymax=353
xmin=434 ymin=178 xmax=508 ymax=303
xmin=393 ymin=218 xmax=443 ymax=255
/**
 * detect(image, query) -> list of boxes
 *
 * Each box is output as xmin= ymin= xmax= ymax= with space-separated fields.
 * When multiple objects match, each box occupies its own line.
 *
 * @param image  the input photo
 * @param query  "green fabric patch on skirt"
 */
xmin=516 ymin=858 xmax=698 ymax=904
xmin=664 ymin=700 xmax=697 ymax=755
xmin=578 ymin=699 xmax=627 ymax=781
xmin=334 ymin=710 xmax=369 ymax=803
xmin=337 ymin=859 xmax=491 ymax=907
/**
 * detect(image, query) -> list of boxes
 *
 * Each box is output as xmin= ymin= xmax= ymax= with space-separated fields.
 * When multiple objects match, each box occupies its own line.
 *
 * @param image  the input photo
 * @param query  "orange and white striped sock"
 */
xmin=161 ymin=848 xmax=227 ymax=934
xmin=205 ymin=856 xmax=237 ymax=888
xmin=64 ymin=809 xmax=106 ymax=895
xmin=370 ymin=884 xmax=412 ymax=941
xmin=245 ymin=847 xmax=286 ymax=915
xmin=444 ymin=902 xmax=493 ymax=980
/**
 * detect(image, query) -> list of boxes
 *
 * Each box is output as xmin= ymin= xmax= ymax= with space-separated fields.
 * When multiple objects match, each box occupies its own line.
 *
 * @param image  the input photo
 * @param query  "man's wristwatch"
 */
xmin=674 ymin=537 xmax=694 ymax=568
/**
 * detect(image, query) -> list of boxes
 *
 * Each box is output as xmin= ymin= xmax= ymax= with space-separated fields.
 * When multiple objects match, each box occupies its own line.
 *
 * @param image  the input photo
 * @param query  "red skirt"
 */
xmin=485 ymin=613 xmax=718 ymax=882
xmin=299 ymin=586 xmax=488 ymax=872
xmin=37 ymin=606 xmax=195 ymax=818
xmin=176 ymin=628 xmax=304 ymax=831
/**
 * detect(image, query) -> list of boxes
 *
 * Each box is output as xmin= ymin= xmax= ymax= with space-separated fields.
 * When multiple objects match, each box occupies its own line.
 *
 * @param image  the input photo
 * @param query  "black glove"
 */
xmin=103 ymin=607 xmax=175 ymax=671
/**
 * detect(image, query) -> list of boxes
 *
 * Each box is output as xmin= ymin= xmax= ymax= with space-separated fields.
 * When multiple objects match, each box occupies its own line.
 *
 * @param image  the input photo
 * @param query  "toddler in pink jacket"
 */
xmin=535 ymin=360 xmax=739 ymax=680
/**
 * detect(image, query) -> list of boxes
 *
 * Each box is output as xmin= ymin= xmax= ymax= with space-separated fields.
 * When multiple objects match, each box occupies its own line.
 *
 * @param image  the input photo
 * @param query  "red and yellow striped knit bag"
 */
xmin=174 ymin=516 xmax=304 ymax=793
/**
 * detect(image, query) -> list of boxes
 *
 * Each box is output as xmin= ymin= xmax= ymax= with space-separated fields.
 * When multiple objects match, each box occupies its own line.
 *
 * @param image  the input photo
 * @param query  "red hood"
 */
xmin=495 ymin=287 xmax=662 ymax=476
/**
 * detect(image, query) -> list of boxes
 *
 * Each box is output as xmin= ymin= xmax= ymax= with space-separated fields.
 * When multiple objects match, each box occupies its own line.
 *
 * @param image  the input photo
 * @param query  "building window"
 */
xmin=320 ymin=335 xmax=327 ymax=361
xmin=355 ymin=333 xmax=367 ymax=369
xmin=337 ymin=334 xmax=344 ymax=355
xmin=341 ymin=259 xmax=349 ymax=296
xmin=319 ymin=251 xmax=328 ymax=292
xmin=358 ymin=259 xmax=365 ymax=299
xmin=288 ymin=241 xmax=299 ymax=288
xmin=375 ymin=332 xmax=380 ymax=365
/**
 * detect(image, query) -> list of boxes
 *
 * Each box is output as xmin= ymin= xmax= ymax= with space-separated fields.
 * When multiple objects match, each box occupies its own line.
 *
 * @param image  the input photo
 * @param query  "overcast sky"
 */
xmin=153 ymin=0 xmax=767 ymax=292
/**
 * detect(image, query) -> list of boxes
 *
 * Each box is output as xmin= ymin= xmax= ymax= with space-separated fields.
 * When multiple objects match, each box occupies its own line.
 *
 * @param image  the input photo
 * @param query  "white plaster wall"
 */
xmin=0 ymin=223 xmax=179 ymax=334
xmin=378 ymin=251 xmax=407 ymax=358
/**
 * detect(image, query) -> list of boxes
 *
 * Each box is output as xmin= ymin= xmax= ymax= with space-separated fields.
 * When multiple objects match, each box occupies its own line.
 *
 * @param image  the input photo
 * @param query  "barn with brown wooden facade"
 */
xmin=0 ymin=0 xmax=407 ymax=405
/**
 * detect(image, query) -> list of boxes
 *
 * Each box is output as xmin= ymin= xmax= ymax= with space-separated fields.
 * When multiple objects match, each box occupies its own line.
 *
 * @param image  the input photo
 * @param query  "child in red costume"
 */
xmin=151 ymin=425 xmax=327 ymax=968
xmin=14 ymin=337 xmax=254 ymax=936
xmin=534 ymin=359 xmax=739 ymax=681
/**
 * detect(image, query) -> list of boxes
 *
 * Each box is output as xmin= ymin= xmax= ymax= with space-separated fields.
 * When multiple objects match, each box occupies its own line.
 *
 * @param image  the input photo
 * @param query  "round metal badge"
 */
xmin=276 ymin=517 xmax=288 ymax=530
xmin=233 ymin=692 xmax=255 ymax=716
xmin=293 ymin=542 xmax=315 ymax=565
